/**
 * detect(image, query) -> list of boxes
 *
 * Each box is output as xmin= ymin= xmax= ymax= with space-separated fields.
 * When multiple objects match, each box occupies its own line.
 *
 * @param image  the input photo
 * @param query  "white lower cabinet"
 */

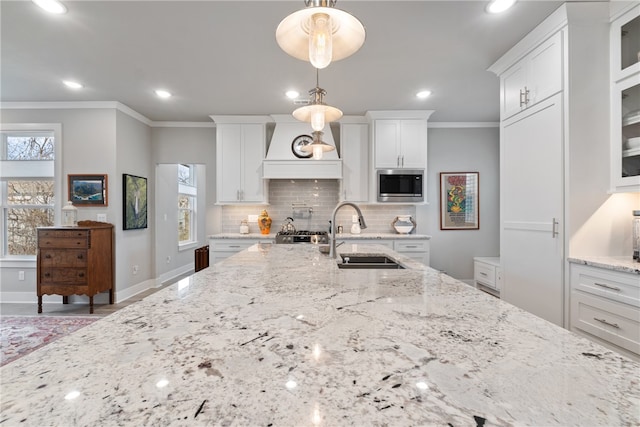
xmin=394 ymin=240 xmax=430 ymax=266
xmin=570 ymin=263 xmax=640 ymax=361
xmin=341 ymin=238 xmax=430 ymax=266
xmin=473 ymin=257 xmax=502 ymax=297
xmin=210 ymin=238 xmax=273 ymax=264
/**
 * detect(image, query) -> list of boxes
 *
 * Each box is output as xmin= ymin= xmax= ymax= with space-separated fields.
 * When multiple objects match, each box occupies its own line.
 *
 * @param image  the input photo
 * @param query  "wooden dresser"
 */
xmin=37 ymin=221 xmax=114 ymax=314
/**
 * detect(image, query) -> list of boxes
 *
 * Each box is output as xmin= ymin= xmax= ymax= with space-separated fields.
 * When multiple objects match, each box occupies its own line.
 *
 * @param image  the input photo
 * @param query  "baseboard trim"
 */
xmin=0 ymin=264 xmax=195 ymax=304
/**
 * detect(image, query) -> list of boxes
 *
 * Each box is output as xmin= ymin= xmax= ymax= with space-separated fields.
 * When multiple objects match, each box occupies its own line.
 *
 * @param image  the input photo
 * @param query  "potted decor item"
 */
xmin=392 ymin=215 xmax=416 ymax=234
xmin=258 ymin=210 xmax=272 ymax=235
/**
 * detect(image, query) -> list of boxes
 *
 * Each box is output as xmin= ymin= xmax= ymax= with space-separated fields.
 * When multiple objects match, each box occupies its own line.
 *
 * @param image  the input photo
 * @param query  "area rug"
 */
xmin=1 ymin=316 xmax=99 ymax=367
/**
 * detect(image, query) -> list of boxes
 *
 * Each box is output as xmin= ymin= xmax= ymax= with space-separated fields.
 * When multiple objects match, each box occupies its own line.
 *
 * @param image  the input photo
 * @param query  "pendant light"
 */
xmin=300 ymin=130 xmax=335 ymax=160
xmin=293 ymin=69 xmax=343 ymax=132
xmin=276 ymin=0 xmax=366 ymax=69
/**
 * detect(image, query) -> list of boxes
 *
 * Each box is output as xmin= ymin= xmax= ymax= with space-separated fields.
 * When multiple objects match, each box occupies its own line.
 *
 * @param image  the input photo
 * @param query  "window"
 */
xmin=1 ymin=131 xmax=56 ymax=257
xmin=178 ymin=164 xmax=196 ymax=245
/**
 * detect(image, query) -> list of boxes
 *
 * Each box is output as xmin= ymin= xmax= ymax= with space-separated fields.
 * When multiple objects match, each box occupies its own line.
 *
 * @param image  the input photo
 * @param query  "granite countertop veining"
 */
xmin=1 ymin=244 xmax=638 ymax=426
xmin=210 ymin=233 xmax=431 ymax=240
xmin=568 ymin=256 xmax=640 ymax=275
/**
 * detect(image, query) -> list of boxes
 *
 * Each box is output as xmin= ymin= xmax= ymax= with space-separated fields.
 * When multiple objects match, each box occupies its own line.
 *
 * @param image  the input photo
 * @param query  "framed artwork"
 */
xmin=68 ymin=174 xmax=108 ymax=206
xmin=440 ymin=172 xmax=479 ymax=230
xmin=123 ymin=173 xmax=147 ymax=230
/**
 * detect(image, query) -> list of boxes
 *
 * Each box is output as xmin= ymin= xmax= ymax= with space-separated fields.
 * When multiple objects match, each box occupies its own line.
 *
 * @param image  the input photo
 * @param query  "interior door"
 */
xmin=501 ymin=93 xmax=564 ymax=326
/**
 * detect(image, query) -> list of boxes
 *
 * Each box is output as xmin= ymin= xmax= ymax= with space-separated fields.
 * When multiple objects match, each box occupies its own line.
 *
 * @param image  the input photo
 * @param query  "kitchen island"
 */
xmin=1 ymin=244 xmax=638 ymax=426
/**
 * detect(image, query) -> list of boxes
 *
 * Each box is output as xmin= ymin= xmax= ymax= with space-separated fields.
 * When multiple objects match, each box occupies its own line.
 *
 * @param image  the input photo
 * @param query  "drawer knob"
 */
xmin=45 ymin=254 xmax=52 ymax=259
xmin=78 ymin=273 xmax=85 ymax=278
xmin=593 ymin=317 xmax=620 ymax=329
xmin=77 ymin=254 xmax=84 ymax=259
xmin=594 ymin=282 xmax=621 ymax=292
xmin=44 ymin=273 xmax=51 ymax=277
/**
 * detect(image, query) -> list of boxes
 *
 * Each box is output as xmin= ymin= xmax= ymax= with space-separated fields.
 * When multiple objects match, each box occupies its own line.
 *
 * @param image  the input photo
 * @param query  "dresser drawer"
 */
xmin=40 ymin=250 xmax=87 ymax=267
xmin=40 ymin=268 xmax=87 ymax=285
xmin=571 ymin=290 xmax=640 ymax=355
xmin=571 ymin=264 xmax=640 ymax=308
xmin=39 ymin=237 xmax=88 ymax=249
xmin=38 ymin=229 xmax=89 ymax=239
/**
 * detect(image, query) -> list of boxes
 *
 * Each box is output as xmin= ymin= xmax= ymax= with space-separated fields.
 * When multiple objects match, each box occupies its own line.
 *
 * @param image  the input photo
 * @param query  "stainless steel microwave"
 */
xmin=377 ymin=169 xmax=424 ymax=203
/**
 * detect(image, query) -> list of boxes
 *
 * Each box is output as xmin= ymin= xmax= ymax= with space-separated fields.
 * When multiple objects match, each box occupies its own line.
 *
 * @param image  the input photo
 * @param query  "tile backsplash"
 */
xmin=221 ymin=179 xmax=416 ymax=234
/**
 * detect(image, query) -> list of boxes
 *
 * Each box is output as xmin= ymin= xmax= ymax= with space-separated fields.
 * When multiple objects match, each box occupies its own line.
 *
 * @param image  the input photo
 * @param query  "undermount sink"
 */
xmin=337 ymin=254 xmax=405 ymax=270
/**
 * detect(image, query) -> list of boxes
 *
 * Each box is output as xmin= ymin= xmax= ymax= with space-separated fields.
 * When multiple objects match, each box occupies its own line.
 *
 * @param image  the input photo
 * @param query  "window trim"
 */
xmin=0 ymin=123 xmax=62 ymax=264
xmin=177 ymin=164 xmax=197 ymax=247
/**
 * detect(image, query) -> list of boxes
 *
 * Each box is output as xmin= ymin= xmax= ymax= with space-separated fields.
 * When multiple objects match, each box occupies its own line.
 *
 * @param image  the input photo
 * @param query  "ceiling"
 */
xmin=1 ymin=0 xmax=570 ymax=123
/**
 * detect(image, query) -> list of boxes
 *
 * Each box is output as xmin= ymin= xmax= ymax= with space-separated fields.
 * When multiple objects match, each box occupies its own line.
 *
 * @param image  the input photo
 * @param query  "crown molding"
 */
xmin=429 ymin=122 xmax=499 ymax=128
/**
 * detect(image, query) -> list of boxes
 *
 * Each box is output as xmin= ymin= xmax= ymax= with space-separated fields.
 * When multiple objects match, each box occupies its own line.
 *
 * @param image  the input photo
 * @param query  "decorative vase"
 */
xmin=258 ymin=210 xmax=272 ymax=235
xmin=392 ymin=215 xmax=416 ymax=234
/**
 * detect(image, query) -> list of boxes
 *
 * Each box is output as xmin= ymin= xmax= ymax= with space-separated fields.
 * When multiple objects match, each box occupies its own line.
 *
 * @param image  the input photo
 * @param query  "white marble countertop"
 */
xmin=209 ymin=233 xmax=431 ymax=240
xmin=1 ymin=244 xmax=638 ymax=426
xmin=568 ymin=256 xmax=640 ymax=275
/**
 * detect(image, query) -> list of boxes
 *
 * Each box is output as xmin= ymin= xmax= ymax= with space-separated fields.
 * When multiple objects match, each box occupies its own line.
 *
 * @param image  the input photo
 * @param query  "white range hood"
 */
xmin=263 ymin=115 xmax=342 ymax=179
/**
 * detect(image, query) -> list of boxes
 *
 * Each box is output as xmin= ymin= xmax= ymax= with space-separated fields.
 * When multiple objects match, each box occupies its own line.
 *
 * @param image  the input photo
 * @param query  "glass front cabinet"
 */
xmin=611 ymin=5 xmax=640 ymax=191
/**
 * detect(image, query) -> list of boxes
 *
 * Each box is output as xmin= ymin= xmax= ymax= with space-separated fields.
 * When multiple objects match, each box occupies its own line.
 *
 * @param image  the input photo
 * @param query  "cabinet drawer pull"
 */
xmin=45 ymin=254 xmax=52 ymax=259
xmin=479 ymin=272 xmax=488 ymax=277
xmin=78 ymin=273 xmax=85 ymax=278
xmin=593 ymin=282 xmax=621 ymax=292
xmin=404 ymin=245 xmax=417 ymax=249
xmin=228 ymin=245 xmax=241 ymax=248
xmin=593 ymin=317 xmax=620 ymax=329
xmin=77 ymin=254 xmax=84 ymax=259
xmin=44 ymin=273 xmax=51 ymax=277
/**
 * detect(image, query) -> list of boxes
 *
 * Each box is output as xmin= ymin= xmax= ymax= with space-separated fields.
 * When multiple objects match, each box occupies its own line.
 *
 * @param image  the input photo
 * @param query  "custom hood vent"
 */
xmin=263 ymin=115 xmax=342 ymax=179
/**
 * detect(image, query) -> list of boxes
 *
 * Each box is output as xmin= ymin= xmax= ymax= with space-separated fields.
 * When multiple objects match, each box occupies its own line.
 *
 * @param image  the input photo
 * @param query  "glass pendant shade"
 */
xmin=276 ymin=2 xmax=366 ymax=68
xmin=293 ymin=103 xmax=342 ymax=131
xmin=292 ymin=80 xmax=343 ymax=132
xmin=309 ymin=13 xmax=332 ymax=69
xmin=300 ymin=130 xmax=335 ymax=160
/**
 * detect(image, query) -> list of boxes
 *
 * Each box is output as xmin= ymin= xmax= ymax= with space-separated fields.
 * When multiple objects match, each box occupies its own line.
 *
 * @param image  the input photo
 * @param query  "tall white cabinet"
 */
xmin=489 ymin=3 xmax=610 ymax=327
xmin=339 ymin=117 xmax=369 ymax=202
xmin=211 ymin=116 xmax=270 ymax=204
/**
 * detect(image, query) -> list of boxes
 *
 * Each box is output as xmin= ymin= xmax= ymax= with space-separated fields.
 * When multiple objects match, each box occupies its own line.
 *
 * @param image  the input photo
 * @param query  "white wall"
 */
xmin=114 ymin=111 xmax=154 ymax=300
xmin=0 ymin=108 xmax=117 ymax=302
xmin=418 ymin=127 xmax=500 ymax=281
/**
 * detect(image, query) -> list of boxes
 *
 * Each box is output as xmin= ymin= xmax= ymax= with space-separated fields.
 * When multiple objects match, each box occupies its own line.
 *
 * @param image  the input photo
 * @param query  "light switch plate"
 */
xmin=97 ymin=214 xmax=107 ymax=222
xmin=248 ymin=215 xmax=259 ymax=223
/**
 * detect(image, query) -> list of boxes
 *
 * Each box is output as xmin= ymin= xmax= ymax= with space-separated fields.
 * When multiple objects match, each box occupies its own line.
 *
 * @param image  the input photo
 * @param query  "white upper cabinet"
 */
xmin=366 ymin=111 xmax=433 ymax=170
xmin=500 ymin=31 xmax=563 ymax=120
xmin=339 ymin=119 xmax=369 ymax=202
xmin=211 ymin=116 xmax=270 ymax=204
xmin=610 ymin=4 xmax=640 ymax=192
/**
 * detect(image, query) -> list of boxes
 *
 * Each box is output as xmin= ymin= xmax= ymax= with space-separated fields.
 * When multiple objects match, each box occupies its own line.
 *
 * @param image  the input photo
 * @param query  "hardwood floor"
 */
xmin=0 ymin=275 xmax=188 ymax=317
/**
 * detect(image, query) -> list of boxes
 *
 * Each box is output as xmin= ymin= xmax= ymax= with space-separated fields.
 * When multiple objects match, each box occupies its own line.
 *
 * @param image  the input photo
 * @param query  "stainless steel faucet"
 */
xmin=329 ymin=202 xmax=367 ymax=258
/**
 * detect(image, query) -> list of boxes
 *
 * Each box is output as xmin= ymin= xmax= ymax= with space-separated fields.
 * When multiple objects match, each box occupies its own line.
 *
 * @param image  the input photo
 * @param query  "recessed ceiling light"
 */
xmin=286 ymin=90 xmax=300 ymax=99
xmin=63 ymin=80 xmax=83 ymax=89
xmin=416 ymin=90 xmax=432 ymax=99
xmin=32 ymin=0 xmax=67 ymax=14
xmin=486 ymin=0 xmax=516 ymax=14
xmin=155 ymin=89 xmax=172 ymax=99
